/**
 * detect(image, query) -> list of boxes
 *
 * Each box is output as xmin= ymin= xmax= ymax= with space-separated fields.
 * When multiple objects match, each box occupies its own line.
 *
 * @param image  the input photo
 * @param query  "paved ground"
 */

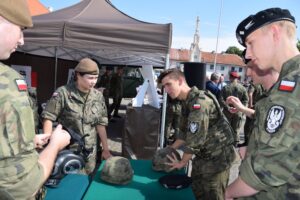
xmin=106 ymin=98 xmax=241 ymax=184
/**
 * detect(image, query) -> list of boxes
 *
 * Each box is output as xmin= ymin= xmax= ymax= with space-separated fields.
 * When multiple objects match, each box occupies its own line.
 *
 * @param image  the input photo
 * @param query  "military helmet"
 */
xmin=152 ymin=147 xmax=181 ymax=173
xmin=100 ymin=156 xmax=134 ymax=185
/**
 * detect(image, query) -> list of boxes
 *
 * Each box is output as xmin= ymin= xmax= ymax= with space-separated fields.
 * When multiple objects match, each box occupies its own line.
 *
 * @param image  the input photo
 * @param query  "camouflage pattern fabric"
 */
xmin=180 ymin=87 xmax=235 ymax=199
xmin=219 ymin=81 xmax=249 ymax=143
xmin=0 ymin=63 xmax=44 ymax=200
xmin=152 ymin=146 xmax=181 ymax=173
xmin=243 ymin=84 xmax=265 ymax=146
xmin=239 ymin=55 xmax=300 ymax=199
xmin=101 ymin=156 xmax=133 ymax=185
xmin=41 ymin=82 xmax=108 ymax=174
xmin=96 ymin=72 xmax=111 ymax=113
xmin=28 ymin=87 xmax=39 ymax=133
xmin=165 ymin=97 xmax=182 ymax=143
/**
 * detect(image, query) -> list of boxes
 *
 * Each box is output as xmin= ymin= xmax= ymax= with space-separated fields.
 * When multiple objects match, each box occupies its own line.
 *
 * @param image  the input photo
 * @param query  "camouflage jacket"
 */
xmin=0 ymin=62 xmax=43 ymax=199
xmin=41 ymin=82 xmax=108 ymax=149
xmin=239 ymin=55 xmax=300 ymax=199
xmin=179 ymin=87 xmax=235 ymax=174
xmin=219 ymin=81 xmax=249 ymax=114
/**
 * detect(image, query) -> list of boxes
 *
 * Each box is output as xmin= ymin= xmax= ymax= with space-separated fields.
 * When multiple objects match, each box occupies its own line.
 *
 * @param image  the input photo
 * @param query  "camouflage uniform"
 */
xmin=243 ymin=83 xmax=264 ymax=146
xmin=28 ymin=87 xmax=40 ymax=134
xmin=179 ymin=87 xmax=235 ymax=200
xmin=0 ymin=63 xmax=44 ymax=200
xmin=96 ymin=71 xmax=111 ymax=117
xmin=239 ymin=55 xmax=300 ymax=199
xmin=164 ymin=97 xmax=182 ymax=145
xmin=41 ymin=82 xmax=108 ymax=175
xmin=109 ymin=71 xmax=123 ymax=117
xmin=219 ymin=82 xmax=248 ymax=144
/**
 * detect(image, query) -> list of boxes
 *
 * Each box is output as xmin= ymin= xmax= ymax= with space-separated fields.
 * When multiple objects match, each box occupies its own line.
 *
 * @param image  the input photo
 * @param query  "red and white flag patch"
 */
xmin=279 ymin=80 xmax=295 ymax=92
xmin=15 ymin=79 xmax=27 ymax=91
xmin=193 ymin=104 xmax=201 ymax=110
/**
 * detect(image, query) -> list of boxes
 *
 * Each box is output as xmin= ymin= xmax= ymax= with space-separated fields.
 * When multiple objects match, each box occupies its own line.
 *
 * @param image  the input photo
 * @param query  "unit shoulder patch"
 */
xmin=265 ymin=105 xmax=285 ymax=134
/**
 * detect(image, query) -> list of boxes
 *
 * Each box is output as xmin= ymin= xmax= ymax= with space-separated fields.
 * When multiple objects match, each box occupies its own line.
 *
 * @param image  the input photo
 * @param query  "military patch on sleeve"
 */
xmin=265 ymin=105 xmax=285 ymax=134
xmin=278 ymin=80 xmax=296 ymax=92
xmin=52 ymin=92 xmax=58 ymax=97
xmin=193 ymin=104 xmax=201 ymax=110
xmin=15 ymin=79 xmax=27 ymax=91
xmin=189 ymin=122 xmax=199 ymax=134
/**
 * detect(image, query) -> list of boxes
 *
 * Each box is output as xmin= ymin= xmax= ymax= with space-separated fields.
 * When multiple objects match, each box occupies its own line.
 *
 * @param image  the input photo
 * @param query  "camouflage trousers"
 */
xmin=224 ymin=111 xmax=244 ymax=144
xmin=80 ymin=146 xmax=97 ymax=175
xmin=191 ymin=168 xmax=230 ymax=200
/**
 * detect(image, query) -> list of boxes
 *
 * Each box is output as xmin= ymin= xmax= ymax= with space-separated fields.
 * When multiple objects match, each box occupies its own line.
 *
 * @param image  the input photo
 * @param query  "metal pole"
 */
xmin=213 ymin=0 xmax=223 ymax=72
xmin=54 ymin=47 xmax=58 ymax=90
xmin=159 ymin=53 xmax=170 ymax=149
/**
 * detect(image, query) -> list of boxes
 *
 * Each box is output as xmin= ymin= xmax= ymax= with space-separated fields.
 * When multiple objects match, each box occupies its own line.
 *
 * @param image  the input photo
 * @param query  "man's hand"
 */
xmin=226 ymin=96 xmax=245 ymax=113
xmin=34 ymin=134 xmax=51 ymax=149
xmin=165 ymin=152 xmax=186 ymax=171
xmin=47 ymin=124 xmax=71 ymax=151
xmin=101 ymin=149 xmax=112 ymax=160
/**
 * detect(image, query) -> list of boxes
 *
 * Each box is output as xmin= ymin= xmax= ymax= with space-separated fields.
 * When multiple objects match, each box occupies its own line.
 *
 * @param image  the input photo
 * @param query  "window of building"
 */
xmin=210 ymin=64 xmax=214 ymax=70
xmin=231 ymin=66 xmax=235 ymax=71
xmin=220 ymin=66 xmax=225 ymax=71
xmin=239 ymin=67 xmax=243 ymax=72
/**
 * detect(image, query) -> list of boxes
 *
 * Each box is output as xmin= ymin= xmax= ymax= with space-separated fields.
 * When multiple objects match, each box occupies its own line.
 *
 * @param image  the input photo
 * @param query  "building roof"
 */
xmin=27 ymin=0 xmax=50 ymax=16
xmin=170 ymin=48 xmax=246 ymax=67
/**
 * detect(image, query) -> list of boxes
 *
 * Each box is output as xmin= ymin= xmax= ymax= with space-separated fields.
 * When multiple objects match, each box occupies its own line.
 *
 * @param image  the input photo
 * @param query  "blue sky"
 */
xmin=40 ymin=0 xmax=300 ymax=52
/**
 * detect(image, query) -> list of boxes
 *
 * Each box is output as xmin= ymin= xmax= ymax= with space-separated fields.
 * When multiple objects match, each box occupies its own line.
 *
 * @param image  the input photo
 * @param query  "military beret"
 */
xmin=159 ymin=174 xmax=192 ymax=190
xmin=230 ymin=71 xmax=240 ymax=78
xmin=236 ymin=7 xmax=295 ymax=46
xmin=75 ymin=58 xmax=99 ymax=75
xmin=0 ymin=0 xmax=33 ymax=28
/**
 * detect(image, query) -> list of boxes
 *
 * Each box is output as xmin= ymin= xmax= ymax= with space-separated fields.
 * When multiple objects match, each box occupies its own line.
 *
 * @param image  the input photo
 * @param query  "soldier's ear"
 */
xmin=178 ymin=76 xmax=184 ymax=85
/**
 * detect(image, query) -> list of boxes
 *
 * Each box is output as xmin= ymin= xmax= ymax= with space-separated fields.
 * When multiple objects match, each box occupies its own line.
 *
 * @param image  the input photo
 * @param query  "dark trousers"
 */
xmin=109 ymin=95 xmax=122 ymax=116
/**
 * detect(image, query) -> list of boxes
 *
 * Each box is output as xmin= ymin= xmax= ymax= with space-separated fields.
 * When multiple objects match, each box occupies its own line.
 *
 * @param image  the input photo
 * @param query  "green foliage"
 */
xmin=297 ymin=39 xmax=300 ymax=51
xmin=225 ymin=46 xmax=243 ymax=57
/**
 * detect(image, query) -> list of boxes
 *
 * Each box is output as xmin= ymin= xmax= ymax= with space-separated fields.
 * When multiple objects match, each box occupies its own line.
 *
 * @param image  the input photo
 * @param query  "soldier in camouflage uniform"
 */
xmin=164 ymin=96 xmax=182 ymax=145
xmin=42 ymin=58 xmax=112 ymax=175
xmin=0 ymin=1 xmax=70 ymax=199
xmin=109 ymin=66 xmax=124 ymax=118
xmin=226 ymin=8 xmax=300 ymax=199
xmin=96 ymin=67 xmax=112 ymax=119
xmin=219 ymin=71 xmax=248 ymax=145
xmin=157 ymin=68 xmax=235 ymax=200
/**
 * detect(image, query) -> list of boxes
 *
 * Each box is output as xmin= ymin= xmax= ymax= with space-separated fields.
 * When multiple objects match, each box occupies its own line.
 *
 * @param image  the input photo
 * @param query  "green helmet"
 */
xmin=100 ymin=156 xmax=134 ymax=185
xmin=152 ymin=147 xmax=181 ymax=173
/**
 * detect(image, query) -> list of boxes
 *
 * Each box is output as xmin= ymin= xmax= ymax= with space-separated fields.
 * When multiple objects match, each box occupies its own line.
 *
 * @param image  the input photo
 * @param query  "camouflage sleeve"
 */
xmin=218 ymin=87 xmax=229 ymax=110
xmin=184 ymin=99 xmax=210 ymax=154
xmin=240 ymin=86 xmax=249 ymax=106
xmin=240 ymin=92 xmax=300 ymax=191
xmin=95 ymin=93 xmax=108 ymax=126
xmin=41 ymin=89 xmax=64 ymax=121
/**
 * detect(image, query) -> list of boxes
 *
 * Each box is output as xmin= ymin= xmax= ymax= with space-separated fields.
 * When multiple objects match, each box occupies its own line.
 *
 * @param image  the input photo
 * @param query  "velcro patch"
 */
xmin=265 ymin=105 xmax=285 ymax=134
xmin=15 ymin=79 xmax=27 ymax=91
xmin=278 ymin=80 xmax=295 ymax=92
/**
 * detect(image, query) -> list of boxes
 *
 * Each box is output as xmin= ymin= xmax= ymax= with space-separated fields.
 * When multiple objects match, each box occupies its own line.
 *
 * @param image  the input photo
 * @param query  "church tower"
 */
xmin=189 ymin=16 xmax=201 ymax=62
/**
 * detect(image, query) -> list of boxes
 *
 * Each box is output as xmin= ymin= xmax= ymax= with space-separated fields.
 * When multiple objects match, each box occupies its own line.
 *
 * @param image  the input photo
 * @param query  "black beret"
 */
xmin=236 ymin=8 xmax=295 ymax=46
xmin=159 ymin=174 xmax=192 ymax=189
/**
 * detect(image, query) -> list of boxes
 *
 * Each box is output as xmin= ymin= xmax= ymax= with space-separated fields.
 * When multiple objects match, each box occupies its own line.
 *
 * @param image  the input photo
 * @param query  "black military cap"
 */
xmin=236 ymin=8 xmax=295 ymax=47
xmin=159 ymin=174 xmax=192 ymax=190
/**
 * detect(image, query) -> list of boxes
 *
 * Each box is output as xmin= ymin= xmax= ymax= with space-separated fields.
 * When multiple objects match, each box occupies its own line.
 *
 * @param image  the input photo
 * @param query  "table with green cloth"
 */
xmin=83 ymin=159 xmax=196 ymax=200
xmin=45 ymin=174 xmax=90 ymax=200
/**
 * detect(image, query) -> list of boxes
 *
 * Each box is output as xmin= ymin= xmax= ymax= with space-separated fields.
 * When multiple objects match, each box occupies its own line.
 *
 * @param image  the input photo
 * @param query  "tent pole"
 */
xmin=54 ymin=47 xmax=58 ymax=90
xmin=159 ymin=53 xmax=170 ymax=148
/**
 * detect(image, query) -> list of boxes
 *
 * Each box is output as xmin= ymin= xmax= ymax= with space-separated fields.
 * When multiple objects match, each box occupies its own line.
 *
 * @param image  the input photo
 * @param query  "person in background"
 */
xmin=109 ymin=66 xmax=124 ymax=119
xmin=0 ymin=1 xmax=70 ymax=199
xmin=42 ymin=58 xmax=112 ymax=175
xmin=226 ymin=7 xmax=300 ymax=199
xmin=219 ymin=71 xmax=248 ymax=146
xmin=217 ymin=74 xmax=227 ymax=90
xmin=206 ymin=72 xmax=221 ymax=98
xmin=157 ymin=68 xmax=235 ymax=200
xmin=96 ymin=66 xmax=113 ymax=119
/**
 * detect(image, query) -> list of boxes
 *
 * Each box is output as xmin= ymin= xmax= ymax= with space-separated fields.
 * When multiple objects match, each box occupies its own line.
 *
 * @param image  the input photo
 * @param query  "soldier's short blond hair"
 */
xmin=157 ymin=68 xmax=185 ymax=84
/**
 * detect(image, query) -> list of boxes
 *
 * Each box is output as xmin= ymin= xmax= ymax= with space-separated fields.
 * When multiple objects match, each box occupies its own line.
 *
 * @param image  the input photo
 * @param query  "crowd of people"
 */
xmin=0 ymin=1 xmax=299 ymax=199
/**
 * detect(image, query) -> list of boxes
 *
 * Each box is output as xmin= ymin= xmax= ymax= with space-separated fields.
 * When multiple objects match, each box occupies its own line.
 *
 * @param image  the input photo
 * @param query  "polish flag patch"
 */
xmin=15 ymin=79 xmax=27 ymax=91
xmin=193 ymin=104 xmax=201 ymax=110
xmin=278 ymin=80 xmax=296 ymax=92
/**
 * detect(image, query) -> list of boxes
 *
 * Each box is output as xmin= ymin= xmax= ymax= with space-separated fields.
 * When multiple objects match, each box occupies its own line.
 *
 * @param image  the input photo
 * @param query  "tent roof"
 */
xmin=19 ymin=0 xmax=172 ymax=66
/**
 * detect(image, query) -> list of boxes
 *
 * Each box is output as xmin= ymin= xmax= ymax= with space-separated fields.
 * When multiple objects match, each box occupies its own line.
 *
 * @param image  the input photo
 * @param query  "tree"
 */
xmin=297 ymin=39 xmax=300 ymax=51
xmin=225 ymin=46 xmax=243 ymax=57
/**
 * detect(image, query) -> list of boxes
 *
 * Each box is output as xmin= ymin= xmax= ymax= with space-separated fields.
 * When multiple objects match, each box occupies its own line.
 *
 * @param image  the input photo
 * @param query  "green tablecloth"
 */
xmin=83 ymin=159 xmax=195 ymax=200
xmin=45 ymin=174 xmax=89 ymax=200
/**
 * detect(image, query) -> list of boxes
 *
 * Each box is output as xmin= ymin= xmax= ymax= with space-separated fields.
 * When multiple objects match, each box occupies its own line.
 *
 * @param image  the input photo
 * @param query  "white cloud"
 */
xmin=171 ymin=36 xmax=243 ymax=52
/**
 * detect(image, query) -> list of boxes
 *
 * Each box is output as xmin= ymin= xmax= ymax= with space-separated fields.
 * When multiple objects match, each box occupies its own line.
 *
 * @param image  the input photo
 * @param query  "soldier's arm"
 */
xmin=43 ymin=119 xmax=53 ymax=135
xmin=170 ymin=139 xmax=185 ymax=149
xmin=225 ymin=176 xmax=258 ymax=199
xmin=96 ymin=125 xmax=112 ymax=159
